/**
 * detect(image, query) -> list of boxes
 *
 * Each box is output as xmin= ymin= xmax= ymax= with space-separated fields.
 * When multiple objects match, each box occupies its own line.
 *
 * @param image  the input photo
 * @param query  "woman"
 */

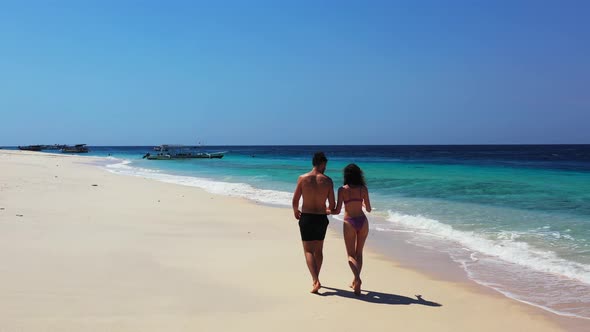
xmin=332 ymin=163 xmax=372 ymax=295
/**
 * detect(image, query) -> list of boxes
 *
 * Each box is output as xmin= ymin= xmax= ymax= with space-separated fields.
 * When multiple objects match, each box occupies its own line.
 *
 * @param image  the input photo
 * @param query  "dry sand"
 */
xmin=0 ymin=150 xmax=582 ymax=331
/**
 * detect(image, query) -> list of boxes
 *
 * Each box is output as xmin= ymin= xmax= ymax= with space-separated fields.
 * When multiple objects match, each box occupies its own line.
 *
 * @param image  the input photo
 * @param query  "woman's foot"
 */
xmin=350 ymin=278 xmax=362 ymax=288
xmin=352 ymin=278 xmax=362 ymax=296
xmin=311 ymin=280 xmax=322 ymax=294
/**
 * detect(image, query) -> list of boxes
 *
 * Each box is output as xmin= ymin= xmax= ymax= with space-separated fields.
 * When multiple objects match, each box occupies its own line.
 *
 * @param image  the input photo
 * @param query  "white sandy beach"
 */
xmin=0 ymin=150 xmax=584 ymax=331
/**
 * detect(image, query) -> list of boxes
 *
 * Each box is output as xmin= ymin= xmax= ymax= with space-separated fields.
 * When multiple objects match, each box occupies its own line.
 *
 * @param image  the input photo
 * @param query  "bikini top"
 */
xmin=343 ymin=187 xmax=363 ymax=204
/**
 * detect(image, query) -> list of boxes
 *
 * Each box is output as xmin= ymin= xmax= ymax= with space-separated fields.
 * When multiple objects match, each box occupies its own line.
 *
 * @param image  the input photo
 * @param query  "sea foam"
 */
xmin=105 ymin=159 xmax=293 ymax=206
xmin=386 ymin=211 xmax=590 ymax=284
xmin=386 ymin=210 xmax=590 ymax=319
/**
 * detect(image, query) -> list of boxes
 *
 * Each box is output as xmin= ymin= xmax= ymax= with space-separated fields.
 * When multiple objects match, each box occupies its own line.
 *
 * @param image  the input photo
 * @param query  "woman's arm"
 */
xmin=363 ymin=186 xmax=372 ymax=213
xmin=331 ymin=186 xmax=344 ymax=215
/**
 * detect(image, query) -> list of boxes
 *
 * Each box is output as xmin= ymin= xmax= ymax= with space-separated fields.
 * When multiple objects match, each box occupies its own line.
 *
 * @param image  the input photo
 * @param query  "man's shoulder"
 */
xmin=298 ymin=172 xmax=312 ymax=179
xmin=319 ymin=173 xmax=334 ymax=184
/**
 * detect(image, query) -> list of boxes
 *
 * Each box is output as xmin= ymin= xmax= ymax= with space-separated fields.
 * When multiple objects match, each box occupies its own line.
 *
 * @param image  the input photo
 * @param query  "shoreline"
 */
xmin=100 ymin=152 xmax=590 ymax=323
xmin=0 ymin=150 xmax=587 ymax=331
xmin=342 ymin=212 xmax=590 ymax=323
xmin=99 ymin=152 xmax=590 ymax=327
xmin=356 ymin=218 xmax=590 ymax=330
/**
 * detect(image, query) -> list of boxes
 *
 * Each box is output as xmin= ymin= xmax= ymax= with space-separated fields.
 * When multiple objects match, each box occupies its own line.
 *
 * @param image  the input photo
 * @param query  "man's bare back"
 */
xmin=299 ymin=170 xmax=334 ymax=215
xmin=292 ymin=165 xmax=335 ymax=219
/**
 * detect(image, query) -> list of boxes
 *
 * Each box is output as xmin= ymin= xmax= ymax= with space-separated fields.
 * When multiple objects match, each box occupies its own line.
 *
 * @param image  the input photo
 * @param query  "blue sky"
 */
xmin=1 ymin=0 xmax=588 ymax=145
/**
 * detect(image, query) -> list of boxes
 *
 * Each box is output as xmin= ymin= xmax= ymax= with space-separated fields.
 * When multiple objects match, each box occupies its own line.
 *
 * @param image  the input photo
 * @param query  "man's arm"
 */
xmin=327 ymin=179 xmax=336 ymax=214
xmin=332 ymin=186 xmax=343 ymax=215
xmin=292 ymin=176 xmax=303 ymax=220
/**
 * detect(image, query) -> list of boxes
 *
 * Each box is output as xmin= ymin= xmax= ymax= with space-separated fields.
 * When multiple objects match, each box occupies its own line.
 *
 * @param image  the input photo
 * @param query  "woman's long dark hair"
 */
xmin=343 ymin=163 xmax=366 ymax=187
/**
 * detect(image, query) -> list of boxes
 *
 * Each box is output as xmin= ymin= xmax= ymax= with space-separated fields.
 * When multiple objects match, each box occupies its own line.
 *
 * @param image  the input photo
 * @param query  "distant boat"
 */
xmin=18 ymin=145 xmax=43 ymax=151
xmin=143 ymin=145 xmax=225 ymax=160
xmin=61 ymin=144 xmax=89 ymax=153
xmin=18 ymin=144 xmax=68 ymax=152
xmin=43 ymin=144 xmax=67 ymax=150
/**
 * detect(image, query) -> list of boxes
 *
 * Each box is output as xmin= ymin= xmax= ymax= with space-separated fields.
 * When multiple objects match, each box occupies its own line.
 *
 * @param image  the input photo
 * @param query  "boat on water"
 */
xmin=18 ymin=144 xmax=68 ymax=152
xmin=61 ymin=144 xmax=89 ymax=153
xmin=143 ymin=145 xmax=225 ymax=160
xmin=43 ymin=144 xmax=67 ymax=150
xmin=18 ymin=145 xmax=43 ymax=151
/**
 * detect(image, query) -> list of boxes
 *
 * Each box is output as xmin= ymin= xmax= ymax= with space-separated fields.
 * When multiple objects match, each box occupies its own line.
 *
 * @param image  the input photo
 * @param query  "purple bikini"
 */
xmin=343 ymin=187 xmax=368 ymax=231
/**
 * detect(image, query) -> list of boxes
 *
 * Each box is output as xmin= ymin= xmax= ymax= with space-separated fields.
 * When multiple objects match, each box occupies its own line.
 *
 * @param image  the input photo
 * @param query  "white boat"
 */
xmin=143 ymin=145 xmax=225 ymax=160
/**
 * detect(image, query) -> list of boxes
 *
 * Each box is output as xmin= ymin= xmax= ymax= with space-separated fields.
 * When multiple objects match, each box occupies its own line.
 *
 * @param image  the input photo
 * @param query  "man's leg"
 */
xmin=303 ymin=241 xmax=321 ymax=293
xmin=313 ymin=240 xmax=324 ymax=278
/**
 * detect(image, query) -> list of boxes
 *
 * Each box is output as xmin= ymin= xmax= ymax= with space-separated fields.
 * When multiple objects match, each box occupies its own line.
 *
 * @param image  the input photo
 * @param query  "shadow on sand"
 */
xmin=320 ymin=286 xmax=442 ymax=307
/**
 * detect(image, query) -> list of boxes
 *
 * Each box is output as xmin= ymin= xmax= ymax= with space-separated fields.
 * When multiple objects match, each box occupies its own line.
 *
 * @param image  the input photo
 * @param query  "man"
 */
xmin=292 ymin=152 xmax=335 ymax=293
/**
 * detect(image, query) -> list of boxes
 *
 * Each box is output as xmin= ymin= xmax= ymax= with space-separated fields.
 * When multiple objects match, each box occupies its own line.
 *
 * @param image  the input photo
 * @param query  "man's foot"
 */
xmin=311 ymin=281 xmax=321 ymax=294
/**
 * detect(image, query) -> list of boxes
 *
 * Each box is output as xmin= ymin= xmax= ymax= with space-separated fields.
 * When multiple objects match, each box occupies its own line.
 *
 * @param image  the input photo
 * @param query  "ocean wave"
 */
xmin=106 ymin=159 xmax=161 ymax=173
xmin=385 ymin=210 xmax=590 ymax=319
xmin=386 ymin=211 xmax=590 ymax=285
xmin=104 ymin=159 xmax=293 ymax=206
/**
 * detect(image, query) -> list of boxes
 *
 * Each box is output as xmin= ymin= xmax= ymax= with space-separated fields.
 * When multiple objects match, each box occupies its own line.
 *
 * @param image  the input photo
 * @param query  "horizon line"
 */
xmin=3 ymin=143 xmax=590 ymax=147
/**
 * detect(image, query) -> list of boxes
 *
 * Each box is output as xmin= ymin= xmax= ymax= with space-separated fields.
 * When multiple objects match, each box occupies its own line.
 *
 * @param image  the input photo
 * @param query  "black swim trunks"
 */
xmin=298 ymin=213 xmax=329 ymax=241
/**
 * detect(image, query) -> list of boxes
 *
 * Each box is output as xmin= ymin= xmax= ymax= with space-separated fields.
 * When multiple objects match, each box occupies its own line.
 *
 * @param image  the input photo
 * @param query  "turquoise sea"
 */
xmin=27 ymin=145 xmax=589 ymax=319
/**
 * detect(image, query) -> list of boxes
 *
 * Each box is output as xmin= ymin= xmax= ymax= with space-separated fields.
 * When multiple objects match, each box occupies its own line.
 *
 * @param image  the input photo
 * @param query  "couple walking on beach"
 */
xmin=292 ymin=152 xmax=372 ymax=295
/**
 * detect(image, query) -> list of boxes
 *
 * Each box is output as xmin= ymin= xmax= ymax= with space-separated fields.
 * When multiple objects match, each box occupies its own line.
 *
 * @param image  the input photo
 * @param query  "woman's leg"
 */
xmin=343 ymin=221 xmax=361 ymax=291
xmin=355 ymin=220 xmax=369 ymax=282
